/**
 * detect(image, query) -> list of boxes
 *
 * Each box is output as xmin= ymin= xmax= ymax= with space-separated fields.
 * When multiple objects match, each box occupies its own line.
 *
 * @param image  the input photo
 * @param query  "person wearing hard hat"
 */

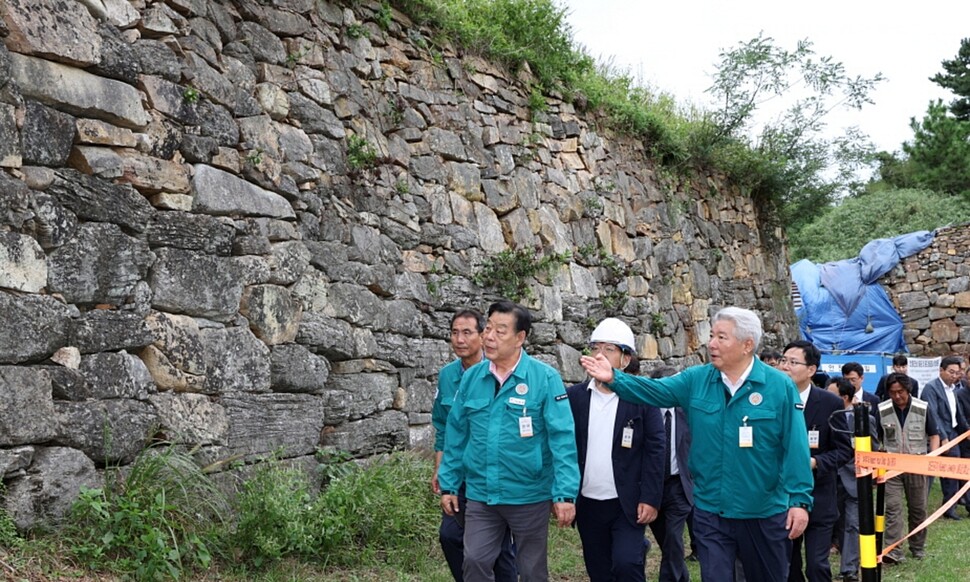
xmin=439 ymin=300 xmax=579 ymax=581
xmin=581 ymin=307 xmax=813 ymax=582
xmin=567 ymin=317 xmax=664 ymax=582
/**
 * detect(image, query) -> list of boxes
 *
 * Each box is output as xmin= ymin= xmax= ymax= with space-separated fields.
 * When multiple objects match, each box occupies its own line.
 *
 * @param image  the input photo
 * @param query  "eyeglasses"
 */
xmin=588 ymin=343 xmax=622 ymax=356
xmin=778 ymin=357 xmax=808 ymax=367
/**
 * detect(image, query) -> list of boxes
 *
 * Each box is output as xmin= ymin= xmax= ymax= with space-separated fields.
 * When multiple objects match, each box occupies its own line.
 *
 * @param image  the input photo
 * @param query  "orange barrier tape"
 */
xmin=877 ymin=479 xmax=970 ymax=561
xmin=855 ymin=450 xmax=970 ymax=480
xmin=855 ymin=428 xmax=970 ymax=481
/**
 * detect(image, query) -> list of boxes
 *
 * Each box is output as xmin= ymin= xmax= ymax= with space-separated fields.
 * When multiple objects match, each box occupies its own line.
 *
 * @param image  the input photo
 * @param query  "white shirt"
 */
xmin=582 ymin=382 xmax=619 ymax=499
xmin=945 ymin=384 xmax=958 ymax=429
xmin=662 ymin=407 xmax=680 ymax=476
xmin=721 ymin=358 xmax=755 ymax=396
xmin=854 ymin=388 xmax=865 ymax=403
xmin=799 ymin=386 xmax=811 ymax=406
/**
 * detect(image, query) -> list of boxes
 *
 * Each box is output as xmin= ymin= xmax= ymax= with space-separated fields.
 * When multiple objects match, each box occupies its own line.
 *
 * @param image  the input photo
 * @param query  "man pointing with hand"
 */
xmin=580 ymin=307 xmax=813 ymax=582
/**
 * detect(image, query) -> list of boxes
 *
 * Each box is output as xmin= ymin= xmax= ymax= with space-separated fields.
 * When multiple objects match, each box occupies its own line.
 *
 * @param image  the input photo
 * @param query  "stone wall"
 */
xmin=881 ymin=223 xmax=970 ymax=356
xmin=0 ymin=0 xmax=797 ymax=529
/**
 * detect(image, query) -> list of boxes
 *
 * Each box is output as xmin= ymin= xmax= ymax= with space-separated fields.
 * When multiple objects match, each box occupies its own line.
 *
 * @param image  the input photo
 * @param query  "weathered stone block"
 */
xmin=54 ymin=399 xmax=158 ymax=464
xmin=47 ymin=169 xmax=155 ymax=232
xmin=222 ymin=392 xmax=325 ymax=458
xmin=146 ymin=211 xmax=235 ymax=255
xmin=0 ymin=104 xmax=20 ymax=168
xmin=22 ymin=101 xmax=77 ymax=167
xmin=0 ymin=232 xmax=47 ymax=293
xmin=149 ymin=248 xmax=244 ymax=320
xmin=48 ymin=223 xmax=155 ymax=306
xmin=201 ymin=326 xmax=271 ymax=394
xmin=325 ymin=372 xmax=397 ymax=423
xmin=3 ymin=0 xmax=103 ymax=66
xmin=0 ymin=293 xmax=73 ymax=364
xmin=79 ymin=352 xmax=155 ymax=400
xmin=3 ymin=447 xmax=99 ymax=531
xmin=70 ymin=310 xmax=154 ymax=354
xmin=149 ymin=392 xmax=228 ymax=446
xmin=0 ymin=367 xmax=58 ymax=446
xmin=270 ymin=343 xmax=331 ymax=393
xmin=321 ymin=410 xmax=409 ymax=457
xmin=192 ymin=164 xmax=295 ymax=219
xmin=240 ymin=284 xmax=302 ymax=345
xmin=10 ymin=54 xmax=150 ymax=129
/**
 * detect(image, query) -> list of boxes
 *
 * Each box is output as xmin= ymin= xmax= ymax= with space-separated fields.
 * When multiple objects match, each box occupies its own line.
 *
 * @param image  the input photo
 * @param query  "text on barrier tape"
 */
xmin=856 ymin=450 xmax=970 ymax=479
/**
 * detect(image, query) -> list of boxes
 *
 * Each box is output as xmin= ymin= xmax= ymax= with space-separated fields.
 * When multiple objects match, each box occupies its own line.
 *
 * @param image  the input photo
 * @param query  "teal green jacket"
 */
xmin=609 ymin=358 xmax=814 ymax=518
xmin=432 ymin=358 xmax=468 ymax=452
xmin=438 ymin=350 xmax=579 ymax=505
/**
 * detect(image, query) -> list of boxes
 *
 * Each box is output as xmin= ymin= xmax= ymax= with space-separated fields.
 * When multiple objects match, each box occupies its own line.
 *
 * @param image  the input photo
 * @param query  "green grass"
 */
xmin=4 ymin=451 xmax=970 ymax=581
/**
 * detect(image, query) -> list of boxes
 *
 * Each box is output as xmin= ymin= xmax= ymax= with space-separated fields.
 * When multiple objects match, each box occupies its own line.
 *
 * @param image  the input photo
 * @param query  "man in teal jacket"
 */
xmin=439 ymin=300 xmax=579 ymax=582
xmin=431 ymin=308 xmax=516 ymax=582
xmin=581 ymin=306 xmax=813 ymax=582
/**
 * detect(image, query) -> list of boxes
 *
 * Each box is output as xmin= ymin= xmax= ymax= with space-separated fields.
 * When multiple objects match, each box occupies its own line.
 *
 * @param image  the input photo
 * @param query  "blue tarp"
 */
xmin=790 ymin=231 xmax=936 ymax=354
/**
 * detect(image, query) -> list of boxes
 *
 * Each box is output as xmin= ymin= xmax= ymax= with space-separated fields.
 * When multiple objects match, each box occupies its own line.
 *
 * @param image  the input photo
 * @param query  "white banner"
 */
xmin=908 ymin=357 xmax=941 ymax=388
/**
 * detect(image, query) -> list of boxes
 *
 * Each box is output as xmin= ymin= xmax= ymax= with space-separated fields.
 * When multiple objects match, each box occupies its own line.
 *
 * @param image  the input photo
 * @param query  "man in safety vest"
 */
xmin=877 ymin=373 xmax=940 ymax=565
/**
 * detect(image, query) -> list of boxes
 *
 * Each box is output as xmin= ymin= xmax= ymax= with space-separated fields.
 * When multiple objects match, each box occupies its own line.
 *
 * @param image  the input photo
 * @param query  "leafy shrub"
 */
xmin=67 ymin=444 xmax=228 ymax=581
xmin=230 ymin=461 xmax=319 ymax=566
xmin=311 ymin=453 xmax=440 ymax=568
xmin=0 ymin=483 xmax=22 ymax=549
xmin=473 ymin=248 xmax=571 ymax=301
xmin=346 ymin=134 xmax=378 ymax=171
xmin=228 ymin=452 xmax=439 ymax=572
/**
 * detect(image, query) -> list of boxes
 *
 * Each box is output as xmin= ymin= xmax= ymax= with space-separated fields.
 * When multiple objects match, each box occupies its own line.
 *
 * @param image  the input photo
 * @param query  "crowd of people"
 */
xmin=428 ymin=300 xmax=969 ymax=581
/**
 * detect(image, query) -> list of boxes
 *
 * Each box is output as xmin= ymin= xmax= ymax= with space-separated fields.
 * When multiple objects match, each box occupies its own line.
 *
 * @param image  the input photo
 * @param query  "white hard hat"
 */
xmin=589 ymin=318 xmax=636 ymax=353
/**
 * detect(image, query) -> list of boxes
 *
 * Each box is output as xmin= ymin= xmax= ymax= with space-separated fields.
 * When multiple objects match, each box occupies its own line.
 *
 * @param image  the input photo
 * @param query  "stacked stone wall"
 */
xmin=881 ymin=223 xmax=970 ymax=356
xmin=0 ymin=0 xmax=797 ymax=529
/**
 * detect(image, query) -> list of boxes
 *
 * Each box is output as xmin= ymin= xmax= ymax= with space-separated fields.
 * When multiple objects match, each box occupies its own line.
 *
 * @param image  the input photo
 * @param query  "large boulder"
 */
xmin=3 ymin=446 xmax=99 ymax=531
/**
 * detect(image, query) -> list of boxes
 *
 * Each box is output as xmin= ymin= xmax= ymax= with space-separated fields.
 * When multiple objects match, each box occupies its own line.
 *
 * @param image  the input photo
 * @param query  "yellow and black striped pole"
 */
xmin=875 ymin=466 xmax=886 ymax=580
xmin=855 ymin=403 xmax=879 ymax=582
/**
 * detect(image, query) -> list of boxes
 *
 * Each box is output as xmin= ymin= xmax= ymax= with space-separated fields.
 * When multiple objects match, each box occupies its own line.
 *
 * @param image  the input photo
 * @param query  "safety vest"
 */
xmin=878 ymin=397 xmax=929 ymax=455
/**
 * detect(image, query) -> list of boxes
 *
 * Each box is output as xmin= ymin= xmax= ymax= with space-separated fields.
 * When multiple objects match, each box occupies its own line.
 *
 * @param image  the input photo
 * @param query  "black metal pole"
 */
xmin=855 ymin=403 xmax=878 ymax=582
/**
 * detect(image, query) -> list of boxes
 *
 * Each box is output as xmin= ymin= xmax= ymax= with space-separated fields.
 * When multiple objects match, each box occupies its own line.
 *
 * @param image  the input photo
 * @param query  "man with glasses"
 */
xmin=779 ymin=341 xmax=851 ymax=582
xmin=439 ymin=300 xmax=579 ymax=581
xmin=581 ymin=307 xmax=813 ymax=582
xmin=431 ymin=309 xmax=517 ymax=582
xmin=566 ymin=318 xmax=664 ymax=581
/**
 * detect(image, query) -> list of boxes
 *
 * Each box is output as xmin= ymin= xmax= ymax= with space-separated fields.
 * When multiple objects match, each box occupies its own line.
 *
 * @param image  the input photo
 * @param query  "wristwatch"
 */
xmin=553 ymin=497 xmax=575 ymax=504
xmin=791 ymin=502 xmax=810 ymax=510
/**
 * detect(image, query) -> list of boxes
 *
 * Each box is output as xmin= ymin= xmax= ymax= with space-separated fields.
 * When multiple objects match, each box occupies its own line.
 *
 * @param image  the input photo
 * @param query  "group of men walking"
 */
xmin=429 ymin=299 xmax=968 ymax=581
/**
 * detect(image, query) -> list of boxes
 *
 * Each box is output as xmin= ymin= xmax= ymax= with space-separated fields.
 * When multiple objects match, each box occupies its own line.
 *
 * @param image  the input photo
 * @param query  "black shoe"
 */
xmin=943 ymin=511 xmax=963 ymax=520
xmin=685 ymin=552 xmax=698 ymax=562
xmin=912 ymin=551 xmax=925 ymax=560
xmin=883 ymin=554 xmax=903 ymax=565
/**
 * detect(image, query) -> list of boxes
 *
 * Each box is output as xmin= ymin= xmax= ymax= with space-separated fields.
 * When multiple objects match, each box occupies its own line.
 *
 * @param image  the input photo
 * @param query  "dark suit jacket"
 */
xmin=803 ymin=387 xmax=852 ymax=523
xmin=922 ymin=377 xmax=969 ymax=442
xmin=957 ymin=386 xmax=970 ymax=457
xmin=837 ymin=410 xmax=879 ymax=497
xmin=855 ymin=389 xmax=881 ymax=422
xmin=667 ymin=407 xmax=694 ymax=506
xmin=567 ymin=379 xmax=665 ymax=527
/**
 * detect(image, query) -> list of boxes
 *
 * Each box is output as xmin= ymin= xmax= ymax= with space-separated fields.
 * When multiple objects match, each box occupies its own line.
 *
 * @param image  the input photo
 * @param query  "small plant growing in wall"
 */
xmin=346 ymin=134 xmax=378 ymax=171
xmin=473 ymin=248 xmax=571 ymax=302
xmin=183 ymin=86 xmax=200 ymax=104
xmin=528 ymin=87 xmax=547 ymax=114
xmin=346 ymin=23 xmax=369 ymax=39
xmin=246 ymin=148 xmax=264 ymax=167
xmin=650 ymin=312 xmax=666 ymax=335
xmin=376 ymin=1 xmax=393 ymax=30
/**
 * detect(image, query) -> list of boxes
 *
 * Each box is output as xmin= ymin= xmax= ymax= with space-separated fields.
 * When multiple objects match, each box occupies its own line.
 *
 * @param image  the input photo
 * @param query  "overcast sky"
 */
xmin=562 ymin=0 xmax=970 ymax=155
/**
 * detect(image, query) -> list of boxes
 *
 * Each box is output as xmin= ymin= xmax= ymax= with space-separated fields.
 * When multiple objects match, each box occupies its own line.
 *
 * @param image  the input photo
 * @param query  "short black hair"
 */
xmin=487 ymin=300 xmax=532 ymax=337
xmin=783 ymin=340 xmax=821 ymax=368
xmin=759 ymin=350 xmax=781 ymax=362
xmin=833 ymin=377 xmax=854 ymax=399
xmin=841 ymin=362 xmax=864 ymax=377
xmin=451 ymin=309 xmax=485 ymax=333
xmin=892 ymin=354 xmax=908 ymax=367
xmin=885 ymin=372 xmax=912 ymax=393
xmin=941 ymin=355 xmax=965 ymax=370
